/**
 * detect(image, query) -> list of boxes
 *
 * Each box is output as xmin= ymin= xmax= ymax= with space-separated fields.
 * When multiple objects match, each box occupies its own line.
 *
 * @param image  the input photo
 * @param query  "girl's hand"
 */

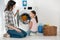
xmin=29 ymin=21 xmax=33 ymax=29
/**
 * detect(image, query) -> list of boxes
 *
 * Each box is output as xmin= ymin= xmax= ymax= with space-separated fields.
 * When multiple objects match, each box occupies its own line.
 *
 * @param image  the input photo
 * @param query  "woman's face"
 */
xmin=13 ymin=4 xmax=15 ymax=9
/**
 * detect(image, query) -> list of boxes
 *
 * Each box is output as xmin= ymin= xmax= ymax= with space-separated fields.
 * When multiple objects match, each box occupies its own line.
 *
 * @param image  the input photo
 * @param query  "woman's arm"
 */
xmin=5 ymin=11 xmax=21 ymax=32
xmin=14 ymin=10 xmax=19 ymax=17
xmin=14 ymin=12 xmax=17 ymax=17
xmin=29 ymin=21 xmax=33 ymax=29
xmin=8 ymin=25 xmax=21 ymax=32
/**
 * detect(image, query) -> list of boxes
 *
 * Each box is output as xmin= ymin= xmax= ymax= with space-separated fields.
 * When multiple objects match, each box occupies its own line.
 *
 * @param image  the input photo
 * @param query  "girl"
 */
xmin=4 ymin=0 xmax=27 ymax=38
xmin=28 ymin=10 xmax=38 ymax=36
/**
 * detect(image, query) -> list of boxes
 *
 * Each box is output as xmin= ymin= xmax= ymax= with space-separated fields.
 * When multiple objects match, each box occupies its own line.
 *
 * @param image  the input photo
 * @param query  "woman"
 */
xmin=4 ymin=0 xmax=27 ymax=38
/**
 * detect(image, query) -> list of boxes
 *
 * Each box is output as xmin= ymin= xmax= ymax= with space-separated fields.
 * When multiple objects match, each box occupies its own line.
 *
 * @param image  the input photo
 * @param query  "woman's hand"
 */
xmin=14 ymin=10 xmax=19 ymax=17
xmin=17 ymin=10 xmax=19 ymax=13
xmin=8 ymin=25 xmax=21 ymax=32
xmin=15 ymin=29 xmax=21 ymax=32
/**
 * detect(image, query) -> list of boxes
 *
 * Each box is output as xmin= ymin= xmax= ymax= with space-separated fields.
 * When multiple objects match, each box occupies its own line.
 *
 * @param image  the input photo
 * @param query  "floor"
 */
xmin=0 ymin=33 xmax=60 ymax=40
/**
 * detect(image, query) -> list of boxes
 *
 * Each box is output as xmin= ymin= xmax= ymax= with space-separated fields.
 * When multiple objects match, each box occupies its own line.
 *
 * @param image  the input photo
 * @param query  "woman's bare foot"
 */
xmin=3 ymin=33 xmax=10 ymax=38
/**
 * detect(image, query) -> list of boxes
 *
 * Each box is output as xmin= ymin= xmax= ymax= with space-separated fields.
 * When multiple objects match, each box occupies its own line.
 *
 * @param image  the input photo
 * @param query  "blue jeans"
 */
xmin=7 ymin=29 xmax=27 ymax=38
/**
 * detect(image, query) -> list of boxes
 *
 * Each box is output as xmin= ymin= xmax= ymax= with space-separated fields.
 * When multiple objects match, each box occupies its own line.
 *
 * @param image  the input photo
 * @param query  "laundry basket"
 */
xmin=43 ymin=25 xmax=57 ymax=36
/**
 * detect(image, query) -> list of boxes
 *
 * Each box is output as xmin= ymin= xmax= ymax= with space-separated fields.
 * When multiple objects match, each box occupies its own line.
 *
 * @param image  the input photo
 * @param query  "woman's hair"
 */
xmin=31 ymin=10 xmax=38 ymax=23
xmin=4 ymin=0 xmax=16 ymax=11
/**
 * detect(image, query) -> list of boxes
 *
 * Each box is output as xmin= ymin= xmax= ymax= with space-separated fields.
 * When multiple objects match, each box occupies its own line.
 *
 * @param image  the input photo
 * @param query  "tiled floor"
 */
xmin=0 ymin=33 xmax=60 ymax=40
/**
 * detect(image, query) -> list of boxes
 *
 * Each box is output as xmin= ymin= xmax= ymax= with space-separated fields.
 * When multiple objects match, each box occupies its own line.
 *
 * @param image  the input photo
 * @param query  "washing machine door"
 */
xmin=20 ymin=13 xmax=31 ymax=24
xmin=17 ymin=10 xmax=31 ymax=32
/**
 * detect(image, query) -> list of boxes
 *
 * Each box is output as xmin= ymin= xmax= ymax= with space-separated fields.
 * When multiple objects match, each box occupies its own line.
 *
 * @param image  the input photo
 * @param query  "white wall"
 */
xmin=34 ymin=0 xmax=60 ymax=32
xmin=0 ymin=0 xmax=6 ymax=37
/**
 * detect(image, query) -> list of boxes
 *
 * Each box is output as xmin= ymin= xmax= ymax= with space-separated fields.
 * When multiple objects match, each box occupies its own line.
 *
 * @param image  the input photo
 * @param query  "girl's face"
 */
xmin=30 ymin=12 xmax=35 ymax=18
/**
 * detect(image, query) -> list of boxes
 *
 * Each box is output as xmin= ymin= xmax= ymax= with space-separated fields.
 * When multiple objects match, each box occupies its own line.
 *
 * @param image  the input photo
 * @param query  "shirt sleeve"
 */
xmin=5 ymin=11 xmax=9 ymax=27
xmin=31 ymin=19 xmax=33 ymax=22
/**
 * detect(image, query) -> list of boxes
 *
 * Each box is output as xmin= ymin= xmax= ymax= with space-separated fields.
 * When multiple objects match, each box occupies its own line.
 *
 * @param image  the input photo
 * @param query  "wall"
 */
xmin=0 ymin=0 xmax=6 ymax=37
xmin=34 ymin=0 xmax=60 ymax=32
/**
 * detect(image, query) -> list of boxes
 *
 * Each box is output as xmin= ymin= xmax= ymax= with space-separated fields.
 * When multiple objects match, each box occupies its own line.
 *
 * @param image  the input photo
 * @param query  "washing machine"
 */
xmin=15 ymin=7 xmax=34 ymax=32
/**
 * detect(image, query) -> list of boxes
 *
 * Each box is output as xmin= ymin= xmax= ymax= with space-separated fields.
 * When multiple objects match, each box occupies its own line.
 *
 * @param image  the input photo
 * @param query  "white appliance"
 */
xmin=16 ymin=7 xmax=35 ymax=32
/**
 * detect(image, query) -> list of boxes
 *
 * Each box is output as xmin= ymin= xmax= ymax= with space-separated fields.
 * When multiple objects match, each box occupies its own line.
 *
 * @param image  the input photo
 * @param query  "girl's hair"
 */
xmin=4 ymin=0 xmax=16 ymax=11
xmin=31 ymin=10 xmax=38 ymax=23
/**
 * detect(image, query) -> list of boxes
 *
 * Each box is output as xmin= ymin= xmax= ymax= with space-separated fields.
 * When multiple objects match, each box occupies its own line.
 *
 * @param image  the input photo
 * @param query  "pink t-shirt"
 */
xmin=30 ymin=18 xmax=37 ymax=32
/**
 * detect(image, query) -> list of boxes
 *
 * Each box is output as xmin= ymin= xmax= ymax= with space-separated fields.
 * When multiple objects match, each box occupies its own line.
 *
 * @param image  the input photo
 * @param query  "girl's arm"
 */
xmin=29 ymin=21 xmax=33 ymax=29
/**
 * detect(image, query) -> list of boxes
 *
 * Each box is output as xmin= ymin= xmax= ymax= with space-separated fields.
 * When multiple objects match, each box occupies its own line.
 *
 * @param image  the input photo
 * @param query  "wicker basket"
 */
xmin=43 ymin=25 xmax=57 ymax=36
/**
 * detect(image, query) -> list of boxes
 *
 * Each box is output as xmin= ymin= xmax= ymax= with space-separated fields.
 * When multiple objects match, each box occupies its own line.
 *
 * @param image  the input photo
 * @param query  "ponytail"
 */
xmin=35 ymin=16 xmax=38 ymax=23
xmin=31 ymin=10 xmax=38 ymax=23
